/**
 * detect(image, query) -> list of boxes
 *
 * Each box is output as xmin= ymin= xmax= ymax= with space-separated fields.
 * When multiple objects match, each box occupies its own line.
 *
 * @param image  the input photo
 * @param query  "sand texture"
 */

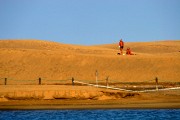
xmin=0 ymin=40 xmax=180 ymax=82
xmin=0 ymin=85 xmax=180 ymax=109
xmin=0 ymin=39 xmax=180 ymax=109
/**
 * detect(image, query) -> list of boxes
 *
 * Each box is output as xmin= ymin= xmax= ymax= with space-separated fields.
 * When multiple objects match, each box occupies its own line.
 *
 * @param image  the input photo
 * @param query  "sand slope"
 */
xmin=0 ymin=39 xmax=179 ymax=82
xmin=0 ymin=85 xmax=180 ymax=109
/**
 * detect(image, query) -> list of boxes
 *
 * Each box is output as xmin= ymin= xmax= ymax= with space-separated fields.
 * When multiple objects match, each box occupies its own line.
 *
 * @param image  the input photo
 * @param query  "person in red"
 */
xmin=126 ymin=47 xmax=134 ymax=55
xmin=119 ymin=39 xmax=124 ymax=54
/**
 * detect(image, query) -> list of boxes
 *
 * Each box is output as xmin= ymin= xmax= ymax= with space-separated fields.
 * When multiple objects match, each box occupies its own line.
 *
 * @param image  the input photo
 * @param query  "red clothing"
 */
xmin=119 ymin=41 xmax=124 ymax=47
xmin=126 ymin=48 xmax=133 ymax=55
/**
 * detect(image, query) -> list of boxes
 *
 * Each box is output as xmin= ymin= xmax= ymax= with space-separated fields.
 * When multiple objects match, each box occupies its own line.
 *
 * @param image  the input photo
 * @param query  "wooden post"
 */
xmin=4 ymin=78 xmax=7 ymax=85
xmin=106 ymin=76 xmax=109 ymax=88
xmin=72 ymin=77 xmax=74 ymax=86
xmin=95 ymin=70 xmax=98 ymax=87
xmin=155 ymin=77 xmax=158 ymax=90
xmin=39 ymin=78 xmax=41 ymax=85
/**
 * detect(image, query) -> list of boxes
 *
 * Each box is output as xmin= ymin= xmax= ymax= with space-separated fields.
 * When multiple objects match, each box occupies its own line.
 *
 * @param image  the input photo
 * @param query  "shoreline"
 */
xmin=1 ymin=99 xmax=180 ymax=110
xmin=1 ymin=85 xmax=180 ymax=110
xmin=1 ymin=104 xmax=180 ymax=110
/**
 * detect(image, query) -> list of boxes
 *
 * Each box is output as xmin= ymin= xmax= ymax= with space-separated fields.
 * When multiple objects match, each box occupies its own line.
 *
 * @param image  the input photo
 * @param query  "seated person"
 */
xmin=126 ymin=47 xmax=134 ymax=55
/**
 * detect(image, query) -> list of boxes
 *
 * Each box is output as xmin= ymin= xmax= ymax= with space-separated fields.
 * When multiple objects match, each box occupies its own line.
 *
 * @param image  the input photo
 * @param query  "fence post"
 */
xmin=72 ymin=77 xmax=74 ymax=86
xmin=106 ymin=76 xmax=109 ymax=88
xmin=95 ymin=70 xmax=98 ymax=87
xmin=4 ymin=78 xmax=7 ymax=85
xmin=39 ymin=78 xmax=41 ymax=85
xmin=155 ymin=77 xmax=158 ymax=91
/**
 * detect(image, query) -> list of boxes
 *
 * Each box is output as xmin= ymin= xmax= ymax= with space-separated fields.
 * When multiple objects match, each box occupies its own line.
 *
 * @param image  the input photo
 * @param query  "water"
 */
xmin=0 ymin=109 xmax=180 ymax=120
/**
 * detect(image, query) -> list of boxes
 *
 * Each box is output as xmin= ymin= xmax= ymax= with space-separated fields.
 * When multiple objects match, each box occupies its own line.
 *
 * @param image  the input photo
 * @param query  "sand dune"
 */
xmin=0 ymin=39 xmax=180 ymax=109
xmin=0 ymin=39 xmax=179 ymax=82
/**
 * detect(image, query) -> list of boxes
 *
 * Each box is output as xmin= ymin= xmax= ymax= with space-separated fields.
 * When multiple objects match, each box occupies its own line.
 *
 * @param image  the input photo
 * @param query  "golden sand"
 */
xmin=0 ymin=39 xmax=179 ymax=109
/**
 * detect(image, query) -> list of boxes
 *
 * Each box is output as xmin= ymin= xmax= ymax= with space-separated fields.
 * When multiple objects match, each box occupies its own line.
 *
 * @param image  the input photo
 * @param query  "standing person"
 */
xmin=119 ymin=39 xmax=124 ymax=55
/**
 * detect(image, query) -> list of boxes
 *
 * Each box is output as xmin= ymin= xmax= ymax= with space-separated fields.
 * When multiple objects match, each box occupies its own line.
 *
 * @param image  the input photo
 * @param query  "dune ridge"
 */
xmin=0 ymin=39 xmax=179 ymax=82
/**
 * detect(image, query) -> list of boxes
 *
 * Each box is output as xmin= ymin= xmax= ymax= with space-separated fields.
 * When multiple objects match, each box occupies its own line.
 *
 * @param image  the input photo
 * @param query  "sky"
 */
xmin=0 ymin=0 xmax=180 ymax=45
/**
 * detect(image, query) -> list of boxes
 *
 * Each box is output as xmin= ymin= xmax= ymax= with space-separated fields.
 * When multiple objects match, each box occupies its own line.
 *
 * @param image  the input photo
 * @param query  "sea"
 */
xmin=0 ymin=109 xmax=180 ymax=120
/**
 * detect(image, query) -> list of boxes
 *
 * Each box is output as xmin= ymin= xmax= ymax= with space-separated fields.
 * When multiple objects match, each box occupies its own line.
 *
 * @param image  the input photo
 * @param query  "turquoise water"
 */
xmin=0 ymin=109 xmax=180 ymax=120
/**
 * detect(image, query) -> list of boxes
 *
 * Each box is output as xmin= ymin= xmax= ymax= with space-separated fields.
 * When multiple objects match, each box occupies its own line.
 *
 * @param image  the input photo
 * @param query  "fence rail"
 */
xmin=0 ymin=77 xmax=180 ymax=90
xmin=0 ymin=77 xmax=74 ymax=85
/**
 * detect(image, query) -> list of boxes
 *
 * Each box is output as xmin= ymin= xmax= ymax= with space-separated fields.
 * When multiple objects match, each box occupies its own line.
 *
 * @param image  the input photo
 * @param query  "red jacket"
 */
xmin=119 ymin=41 xmax=124 ymax=47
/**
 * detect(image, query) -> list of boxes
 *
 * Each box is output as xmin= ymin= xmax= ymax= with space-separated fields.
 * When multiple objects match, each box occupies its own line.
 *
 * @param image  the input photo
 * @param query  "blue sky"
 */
xmin=0 ymin=0 xmax=180 ymax=45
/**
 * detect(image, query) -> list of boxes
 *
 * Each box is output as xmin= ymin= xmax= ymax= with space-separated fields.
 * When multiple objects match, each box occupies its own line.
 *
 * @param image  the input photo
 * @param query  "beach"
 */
xmin=0 ymin=40 xmax=180 ymax=109
xmin=0 ymin=85 xmax=180 ymax=109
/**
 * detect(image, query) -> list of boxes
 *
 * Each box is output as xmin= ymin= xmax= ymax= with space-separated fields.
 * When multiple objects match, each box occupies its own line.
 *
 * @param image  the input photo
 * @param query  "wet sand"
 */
xmin=1 ymin=99 xmax=180 ymax=110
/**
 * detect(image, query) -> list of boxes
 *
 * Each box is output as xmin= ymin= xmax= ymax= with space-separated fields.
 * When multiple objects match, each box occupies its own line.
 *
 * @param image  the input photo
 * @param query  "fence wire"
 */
xmin=0 ymin=77 xmax=179 ymax=92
